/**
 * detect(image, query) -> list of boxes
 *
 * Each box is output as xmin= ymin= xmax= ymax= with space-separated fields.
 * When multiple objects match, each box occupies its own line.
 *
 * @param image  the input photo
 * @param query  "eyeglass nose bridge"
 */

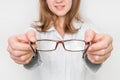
xmin=55 ymin=41 xmax=65 ymax=50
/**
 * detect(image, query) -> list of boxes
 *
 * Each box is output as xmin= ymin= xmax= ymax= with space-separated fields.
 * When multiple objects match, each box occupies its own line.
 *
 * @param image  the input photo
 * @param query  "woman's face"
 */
xmin=46 ymin=0 xmax=72 ymax=17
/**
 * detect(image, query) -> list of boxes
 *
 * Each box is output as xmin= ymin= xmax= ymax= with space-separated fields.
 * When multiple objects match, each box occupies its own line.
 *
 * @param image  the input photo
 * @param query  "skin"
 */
xmin=7 ymin=0 xmax=113 ymax=64
xmin=46 ymin=0 xmax=72 ymax=17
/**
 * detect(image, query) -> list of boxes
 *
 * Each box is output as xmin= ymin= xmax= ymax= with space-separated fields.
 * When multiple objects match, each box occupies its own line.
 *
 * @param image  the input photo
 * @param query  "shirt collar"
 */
xmin=35 ymin=21 xmax=83 ymax=32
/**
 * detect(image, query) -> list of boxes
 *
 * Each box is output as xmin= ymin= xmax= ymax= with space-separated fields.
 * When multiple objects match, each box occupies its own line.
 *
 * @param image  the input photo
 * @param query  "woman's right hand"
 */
xmin=7 ymin=29 xmax=37 ymax=64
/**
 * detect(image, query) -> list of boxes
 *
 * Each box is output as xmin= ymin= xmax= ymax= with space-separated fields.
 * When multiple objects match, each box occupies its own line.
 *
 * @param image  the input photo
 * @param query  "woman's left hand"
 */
xmin=85 ymin=29 xmax=113 ymax=64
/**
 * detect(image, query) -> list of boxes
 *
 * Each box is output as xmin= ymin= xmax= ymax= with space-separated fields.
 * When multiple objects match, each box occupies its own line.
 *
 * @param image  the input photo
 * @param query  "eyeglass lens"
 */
xmin=36 ymin=40 xmax=86 ymax=51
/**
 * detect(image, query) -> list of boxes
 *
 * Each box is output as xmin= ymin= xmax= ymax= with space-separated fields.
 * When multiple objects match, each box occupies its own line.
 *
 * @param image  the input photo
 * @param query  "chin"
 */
xmin=55 ymin=13 xmax=67 ymax=17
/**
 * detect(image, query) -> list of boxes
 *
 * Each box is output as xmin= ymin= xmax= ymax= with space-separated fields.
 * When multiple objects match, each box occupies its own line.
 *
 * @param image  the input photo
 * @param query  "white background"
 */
xmin=0 ymin=0 xmax=120 ymax=80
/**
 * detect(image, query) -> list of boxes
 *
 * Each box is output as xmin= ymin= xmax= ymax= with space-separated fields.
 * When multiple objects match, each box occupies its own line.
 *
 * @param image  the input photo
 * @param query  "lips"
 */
xmin=54 ymin=5 xmax=65 ymax=10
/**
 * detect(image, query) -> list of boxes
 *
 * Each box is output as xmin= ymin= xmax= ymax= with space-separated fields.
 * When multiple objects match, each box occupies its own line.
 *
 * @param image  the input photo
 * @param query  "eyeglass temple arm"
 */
xmin=29 ymin=42 xmax=37 ymax=56
xmin=82 ymin=42 xmax=91 ymax=58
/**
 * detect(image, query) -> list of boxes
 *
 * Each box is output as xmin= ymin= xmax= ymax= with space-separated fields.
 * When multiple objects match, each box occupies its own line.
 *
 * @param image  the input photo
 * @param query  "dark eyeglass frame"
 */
xmin=29 ymin=39 xmax=90 ymax=58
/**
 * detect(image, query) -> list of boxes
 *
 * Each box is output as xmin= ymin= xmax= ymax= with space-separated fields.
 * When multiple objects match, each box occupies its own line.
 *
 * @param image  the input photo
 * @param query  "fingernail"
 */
xmin=30 ymin=37 xmax=36 ymax=42
xmin=85 ymin=35 xmax=91 ymax=42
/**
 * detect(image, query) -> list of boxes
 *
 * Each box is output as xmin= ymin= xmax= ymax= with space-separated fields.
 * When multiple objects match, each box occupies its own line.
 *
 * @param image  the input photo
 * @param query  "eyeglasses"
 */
xmin=30 ymin=39 xmax=90 ymax=58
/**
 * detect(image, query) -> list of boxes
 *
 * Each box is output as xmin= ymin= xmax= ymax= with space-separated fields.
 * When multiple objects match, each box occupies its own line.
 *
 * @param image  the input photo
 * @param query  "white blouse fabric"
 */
xmin=24 ymin=22 xmax=101 ymax=80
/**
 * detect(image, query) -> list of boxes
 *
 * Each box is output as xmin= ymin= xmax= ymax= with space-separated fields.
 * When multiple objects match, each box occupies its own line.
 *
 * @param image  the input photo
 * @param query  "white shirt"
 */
xmin=24 ymin=22 xmax=101 ymax=80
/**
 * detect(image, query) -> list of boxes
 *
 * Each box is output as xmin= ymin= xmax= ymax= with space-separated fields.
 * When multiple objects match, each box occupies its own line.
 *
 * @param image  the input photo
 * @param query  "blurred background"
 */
xmin=0 ymin=0 xmax=120 ymax=80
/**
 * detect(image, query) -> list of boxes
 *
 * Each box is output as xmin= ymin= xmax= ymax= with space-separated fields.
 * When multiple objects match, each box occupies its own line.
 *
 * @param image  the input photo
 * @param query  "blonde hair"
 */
xmin=34 ymin=0 xmax=82 ymax=33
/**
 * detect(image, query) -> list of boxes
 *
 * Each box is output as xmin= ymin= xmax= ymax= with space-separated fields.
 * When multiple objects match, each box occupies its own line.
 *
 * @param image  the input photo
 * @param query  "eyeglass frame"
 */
xmin=29 ymin=39 xmax=90 ymax=58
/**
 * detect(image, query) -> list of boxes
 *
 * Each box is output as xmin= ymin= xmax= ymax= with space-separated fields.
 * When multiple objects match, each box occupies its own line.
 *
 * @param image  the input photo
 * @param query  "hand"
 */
xmin=7 ymin=29 xmax=37 ymax=64
xmin=85 ymin=29 xmax=113 ymax=64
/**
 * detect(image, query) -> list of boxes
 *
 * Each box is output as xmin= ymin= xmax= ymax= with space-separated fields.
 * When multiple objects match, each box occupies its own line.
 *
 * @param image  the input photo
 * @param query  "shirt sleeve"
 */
xmin=82 ymin=22 xmax=102 ymax=73
xmin=23 ymin=24 xmax=42 ymax=70
xmin=24 ymin=51 xmax=42 ymax=70
xmin=83 ymin=56 xmax=102 ymax=73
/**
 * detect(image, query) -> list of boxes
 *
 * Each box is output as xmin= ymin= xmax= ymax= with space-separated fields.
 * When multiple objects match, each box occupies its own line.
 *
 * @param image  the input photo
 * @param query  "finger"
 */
xmin=85 ymin=29 xmax=96 ymax=42
xmin=7 ymin=44 xmax=35 ymax=57
xmin=88 ymin=34 xmax=113 ymax=51
xmin=16 ymin=34 xmax=29 ymax=43
xmin=8 ymin=34 xmax=31 ymax=51
xmin=22 ymin=54 xmax=34 ymax=64
xmin=10 ymin=42 xmax=31 ymax=51
xmin=10 ymin=54 xmax=24 ymax=64
xmin=21 ymin=53 xmax=34 ymax=64
xmin=10 ymin=52 xmax=33 ymax=64
xmin=93 ymin=34 xmax=113 ymax=44
xmin=19 ymin=52 xmax=34 ymax=63
xmin=87 ymin=55 xmax=103 ymax=64
xmin=87 ymin=44 xmax=113 ymax=56
xmin=88 ymin=41 xmax=109 ymax=51
xmin=87 ymin=52 xmax=111 ymax=64
xmin=8 ymin=45 xmax=25 ymax=57
xmin=26 ymin=29 xmax=36 ymax=43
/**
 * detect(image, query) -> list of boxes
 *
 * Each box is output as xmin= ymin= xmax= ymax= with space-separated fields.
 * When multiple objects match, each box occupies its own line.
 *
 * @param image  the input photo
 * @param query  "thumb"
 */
xmin=26 ymin=29 xmax=36 ymax=42
xmin=85 ymin=29 xmax=96 ymax=42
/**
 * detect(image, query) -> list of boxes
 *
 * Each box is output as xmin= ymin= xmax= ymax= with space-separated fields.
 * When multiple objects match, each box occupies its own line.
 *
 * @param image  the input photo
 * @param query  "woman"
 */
xmin=7 ymin=0 xmax=113 ymax=80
